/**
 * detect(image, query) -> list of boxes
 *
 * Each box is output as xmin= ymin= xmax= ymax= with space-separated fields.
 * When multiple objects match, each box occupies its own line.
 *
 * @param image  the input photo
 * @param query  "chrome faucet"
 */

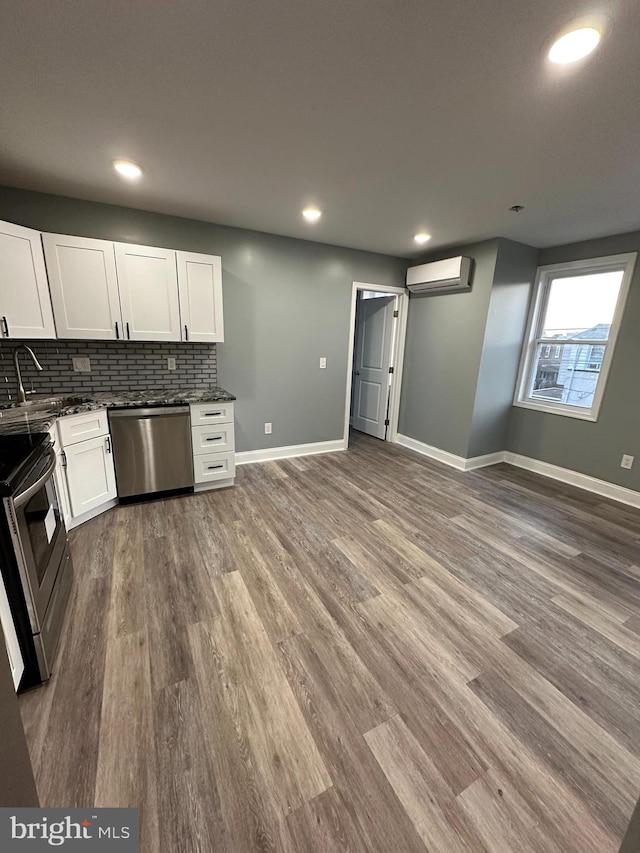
xmin=13 ymin=345 xmax=43 ymax=404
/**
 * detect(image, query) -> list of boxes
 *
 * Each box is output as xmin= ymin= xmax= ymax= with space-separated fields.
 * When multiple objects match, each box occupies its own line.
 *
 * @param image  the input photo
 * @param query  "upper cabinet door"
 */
xmin=115 ymin=243 xmax=181 ymax=342
xmin=177 ymin=251 xmax=224 ymax=343
xmin=0 ymin=220 xmax=56 ymax=339
xmin=42 ymin=234 xmax=122 ymax=340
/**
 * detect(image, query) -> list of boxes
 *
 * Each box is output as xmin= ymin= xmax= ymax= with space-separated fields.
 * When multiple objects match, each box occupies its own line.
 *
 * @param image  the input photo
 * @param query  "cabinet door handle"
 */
xmin=115 ymin=321 xmax=120 ymax=339
xmin=207 ymin=464 xmax=224 ymax=470
xmin=184 ymin=324 xmax=189 ymax=341
xmin=61 ymin=450 xmax=67 ymax=468
xmin=105 ymin=436 xmax=111 ymax=454
xmin=1 ymin=316 xmax=9 ymax=337
xmin=126 ymin=322 xmax=130 ymax=340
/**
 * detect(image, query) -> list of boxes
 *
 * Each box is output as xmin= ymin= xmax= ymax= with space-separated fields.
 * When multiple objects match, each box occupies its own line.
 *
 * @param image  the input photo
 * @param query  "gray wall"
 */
xmin=468 ymin=239 xmax=538 ymax=457
xmin=507 ymin=230 xmax=640 ymax=491
xmin=0 ymin=640 xmax=38 ymax=806
xmin=0 ymin=186 xmax=408 ymax=452
xmin=398 ymin=239 xmax=499 ymax=457
xmin=0 ymin=340 xmax=217 ymax=401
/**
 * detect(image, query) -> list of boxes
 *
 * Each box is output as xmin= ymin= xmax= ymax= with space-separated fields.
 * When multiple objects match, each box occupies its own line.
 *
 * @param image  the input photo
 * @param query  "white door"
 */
xmin=352 ymin=296 xmax=395 ymax=439
xmin=177 ymin=251 xmax=224 ymax=342
xmin=115 ymin=243 xmax=181 ymax=342
xmin=0 ymin=570 xmax=24 ymax=689
xmin=65 ymin=435 xmax=117 ymax=518
xmin=0 ymin=220 xmax=56 ymax=339
xmin=42 ymin=234 xmax=123 ymax=340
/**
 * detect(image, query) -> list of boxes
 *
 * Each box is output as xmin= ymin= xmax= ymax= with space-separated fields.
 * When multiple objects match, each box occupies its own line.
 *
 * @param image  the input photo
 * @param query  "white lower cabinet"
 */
xmin=193 ymin=450 xmax=235 ymax=485
xmin=190 ymin=402 xmax=235 ymax=490
xmin=64 ymin=436 xmax=117 ymax=517
xmin=57 ymin=411 xmax=117 ymax=528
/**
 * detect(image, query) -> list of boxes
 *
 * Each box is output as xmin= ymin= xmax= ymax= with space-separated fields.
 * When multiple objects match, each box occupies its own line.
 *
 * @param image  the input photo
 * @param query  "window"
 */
xmin=515 ymin=253 xmax=636 ymax=421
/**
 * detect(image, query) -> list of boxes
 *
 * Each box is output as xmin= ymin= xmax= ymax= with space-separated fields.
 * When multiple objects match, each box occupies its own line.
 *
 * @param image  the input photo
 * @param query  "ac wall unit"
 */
xmin=406 ymin=256 xmax=472 ymax=295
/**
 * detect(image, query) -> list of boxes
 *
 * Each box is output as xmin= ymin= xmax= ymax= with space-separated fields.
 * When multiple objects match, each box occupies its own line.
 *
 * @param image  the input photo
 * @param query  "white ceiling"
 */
xmin=1 ymin=1 xmax=639 ymax=257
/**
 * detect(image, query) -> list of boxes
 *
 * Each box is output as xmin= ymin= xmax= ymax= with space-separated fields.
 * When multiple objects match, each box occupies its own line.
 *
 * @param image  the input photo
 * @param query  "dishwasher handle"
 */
xmin=108 ymin=406 xmax=190 ymax=419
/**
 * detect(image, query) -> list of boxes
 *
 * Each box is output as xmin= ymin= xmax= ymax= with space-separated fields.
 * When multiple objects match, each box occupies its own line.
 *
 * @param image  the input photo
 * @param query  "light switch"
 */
xmin=319 ymin=357 xmax=327 ymax=369
xmin=167 ymin=357 xmax=176 ymax=371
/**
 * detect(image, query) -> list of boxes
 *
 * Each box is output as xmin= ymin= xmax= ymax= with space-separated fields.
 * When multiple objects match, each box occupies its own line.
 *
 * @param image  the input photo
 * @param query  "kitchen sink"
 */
xmin=0 ymin=395 xmax=60 ymax=411
xmin=0 ymin=395 xmax=95 ymax=412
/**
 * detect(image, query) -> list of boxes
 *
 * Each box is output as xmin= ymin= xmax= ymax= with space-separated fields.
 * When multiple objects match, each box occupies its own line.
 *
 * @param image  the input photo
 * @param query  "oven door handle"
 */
xmin=14 ymin=449 xmax=57 ymax=509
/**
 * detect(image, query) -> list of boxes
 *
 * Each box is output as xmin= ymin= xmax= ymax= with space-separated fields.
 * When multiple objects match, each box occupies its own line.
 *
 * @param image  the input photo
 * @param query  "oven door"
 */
xmin=12 ymin=447 xmax=66 ymax=631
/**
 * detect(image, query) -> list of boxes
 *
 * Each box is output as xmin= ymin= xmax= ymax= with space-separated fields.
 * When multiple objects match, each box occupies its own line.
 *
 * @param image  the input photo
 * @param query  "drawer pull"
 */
xmin=206 ymin=436 xmax=223 ymax=441
xmin=204 ymin=411 xmax=223 ymax=417
xmin=207 ymin=464 xmax=224 ymax=470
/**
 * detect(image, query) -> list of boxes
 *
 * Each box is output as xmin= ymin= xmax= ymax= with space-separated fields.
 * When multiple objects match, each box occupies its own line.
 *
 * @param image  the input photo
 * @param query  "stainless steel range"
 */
xmin=0 ymin=431 xmax=74 ymax=689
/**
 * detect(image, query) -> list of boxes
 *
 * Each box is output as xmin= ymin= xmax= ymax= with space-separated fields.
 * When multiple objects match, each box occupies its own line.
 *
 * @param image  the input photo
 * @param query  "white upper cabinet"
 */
xmin=115 ymin=243 xmax=181 ymax=342
xmin=0 ymin=220 xmax=56 ymax=339
xmin=42 ymin=233 xmax=123 ymax=340
xmin=177 ymin=251 xmax=224 ymax=342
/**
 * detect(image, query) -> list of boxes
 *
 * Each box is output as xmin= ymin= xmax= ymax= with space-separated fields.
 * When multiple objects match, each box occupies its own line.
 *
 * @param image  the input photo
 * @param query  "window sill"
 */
xmin=512 ymin=399 xmax=599 ymax=422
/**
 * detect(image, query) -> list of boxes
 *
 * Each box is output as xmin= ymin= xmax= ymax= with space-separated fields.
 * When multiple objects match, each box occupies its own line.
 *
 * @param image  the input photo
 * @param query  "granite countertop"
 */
xmin=0 ymin=388 xmax=235 ymax=435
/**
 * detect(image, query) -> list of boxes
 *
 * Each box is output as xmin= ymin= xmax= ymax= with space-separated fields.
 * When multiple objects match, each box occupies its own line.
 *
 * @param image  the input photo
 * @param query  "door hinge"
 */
xmin=384 ymin=418 xmax=390 ymax=426
xmin=393 ymin=310 xmax=399 ymax=318
xmin=389 ymin=366 xmax=394 ymax=374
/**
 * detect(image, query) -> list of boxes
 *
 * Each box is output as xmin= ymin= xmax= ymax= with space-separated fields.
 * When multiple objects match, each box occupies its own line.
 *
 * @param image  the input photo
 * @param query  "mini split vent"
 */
xmin=406 ymin=256 xmax=472 ymax=295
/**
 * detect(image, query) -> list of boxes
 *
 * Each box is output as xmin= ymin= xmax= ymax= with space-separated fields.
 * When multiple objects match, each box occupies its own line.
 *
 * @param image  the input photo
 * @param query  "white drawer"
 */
xmin=192 ymin=423 xmax=235 ymax=455
xmin=193 ymin=450 xmax=235 ymax=484
xmin=58 ymin=409 xmax=109 ymax=447
xmin=190 ymin=401 xmax=234 ymax=426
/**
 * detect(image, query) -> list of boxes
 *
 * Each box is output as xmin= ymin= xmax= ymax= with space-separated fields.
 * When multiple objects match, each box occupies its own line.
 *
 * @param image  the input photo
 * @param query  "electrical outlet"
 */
xmin=621 ymin=454 xmax=634 ymax=470
xmin=167 ymin=357 xmax=176 ymax=371
xmin=72 ymin=356 xmax=91 ymax=373
xmin=319 ymin=357 xmax=327 ymax=369
xmin=264 ymin=422 xmax=272 ymax=435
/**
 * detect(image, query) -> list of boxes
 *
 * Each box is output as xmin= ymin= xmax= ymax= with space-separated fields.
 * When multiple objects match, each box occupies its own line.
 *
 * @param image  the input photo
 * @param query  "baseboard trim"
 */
xmin=504 ymin=452 xmax=640 ymax=509
xmin=394 ymin=434 xmax=640 ymax=508
xmin=464 ymin=451 xmax=507 ymax=471
xmin=395 ymin=434 xmax=502 ymax=472
xmin=395 ymin=434 xmax=468 ymax=470
xmin=235 ymin=439 xmax=346 ymax=466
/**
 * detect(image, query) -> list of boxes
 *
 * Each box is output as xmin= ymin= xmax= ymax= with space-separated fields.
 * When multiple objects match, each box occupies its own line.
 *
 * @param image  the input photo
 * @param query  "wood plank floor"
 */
xmin=18 ymin=431 xmax=640 ymax=852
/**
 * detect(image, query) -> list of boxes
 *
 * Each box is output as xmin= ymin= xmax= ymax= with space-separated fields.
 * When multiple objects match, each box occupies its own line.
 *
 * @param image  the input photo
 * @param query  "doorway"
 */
xmin=343 ymin=281 xmax=409 ymax=448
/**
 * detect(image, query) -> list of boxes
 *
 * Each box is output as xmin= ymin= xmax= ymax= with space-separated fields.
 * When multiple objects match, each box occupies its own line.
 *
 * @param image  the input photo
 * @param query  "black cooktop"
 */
xmin=0 ymin=432 xmax=51 ymax=497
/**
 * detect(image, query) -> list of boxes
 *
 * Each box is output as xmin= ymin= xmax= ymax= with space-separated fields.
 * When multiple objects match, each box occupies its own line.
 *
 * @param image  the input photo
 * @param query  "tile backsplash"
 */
xmin=0 ymin=340 xmax=217 ymax=401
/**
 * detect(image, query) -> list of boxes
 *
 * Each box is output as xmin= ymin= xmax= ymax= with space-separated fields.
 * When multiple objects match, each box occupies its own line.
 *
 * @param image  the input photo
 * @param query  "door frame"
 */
xmin=343 ymin=281 xmax=409 ymax=448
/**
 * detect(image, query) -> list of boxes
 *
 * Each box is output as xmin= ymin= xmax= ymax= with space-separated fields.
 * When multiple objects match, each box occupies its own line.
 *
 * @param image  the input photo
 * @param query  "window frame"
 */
xmin=514 ymin=252 xmax=637 ymax=422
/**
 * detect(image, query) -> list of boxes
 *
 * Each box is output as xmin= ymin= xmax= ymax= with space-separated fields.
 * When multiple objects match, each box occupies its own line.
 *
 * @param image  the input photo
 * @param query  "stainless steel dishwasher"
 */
xmin=108 ymin=406 xmax=194 ymax=498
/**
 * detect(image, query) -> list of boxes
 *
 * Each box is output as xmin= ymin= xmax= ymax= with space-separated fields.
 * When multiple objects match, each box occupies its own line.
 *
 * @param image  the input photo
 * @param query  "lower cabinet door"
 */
xmin=65 ymin=435 xmax=117 ymax=517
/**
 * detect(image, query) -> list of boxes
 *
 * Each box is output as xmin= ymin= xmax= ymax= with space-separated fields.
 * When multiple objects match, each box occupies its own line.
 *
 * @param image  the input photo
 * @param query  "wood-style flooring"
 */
xmin=18 ymin=431 xmax=640 ymax=852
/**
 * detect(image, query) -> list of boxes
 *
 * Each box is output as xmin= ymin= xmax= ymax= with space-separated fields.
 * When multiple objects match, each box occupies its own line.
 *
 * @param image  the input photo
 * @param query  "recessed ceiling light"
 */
xmin=548 ymin=27 xmax=601 ymax=64
xmin=112 ymin=159 xmax=143 ymax=180
xmin=302 ymin=207 xmax=322 ymax=223
xmin=414 ymin=232 xmax=432 ymax=245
